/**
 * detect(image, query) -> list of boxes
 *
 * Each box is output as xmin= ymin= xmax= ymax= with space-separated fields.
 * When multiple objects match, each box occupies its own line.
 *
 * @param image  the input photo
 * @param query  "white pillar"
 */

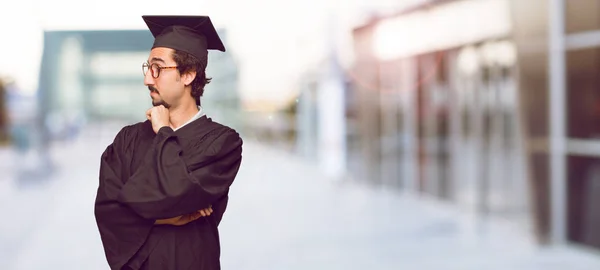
xmin=317 ymin=61 xmax=347 ymax=179
xmin=316 ymin=10 xmax=347 ymax=179
xmin=549 ymin=0 xmax=567 ymax=245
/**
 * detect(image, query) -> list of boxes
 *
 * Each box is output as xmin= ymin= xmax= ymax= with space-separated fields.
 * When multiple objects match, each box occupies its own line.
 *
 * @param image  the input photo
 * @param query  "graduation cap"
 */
xmin=142 ymin=15 xmax=226 ymax=62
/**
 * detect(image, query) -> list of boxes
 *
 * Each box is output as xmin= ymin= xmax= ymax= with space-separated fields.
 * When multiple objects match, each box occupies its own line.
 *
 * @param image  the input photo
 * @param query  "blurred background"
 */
xmin=3 ymin=0 xmax=600 ymax=269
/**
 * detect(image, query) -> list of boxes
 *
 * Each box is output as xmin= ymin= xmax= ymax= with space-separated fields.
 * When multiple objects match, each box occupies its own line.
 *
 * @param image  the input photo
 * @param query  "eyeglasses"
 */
xmin=142 ymin=62 xmax=178 ymax=78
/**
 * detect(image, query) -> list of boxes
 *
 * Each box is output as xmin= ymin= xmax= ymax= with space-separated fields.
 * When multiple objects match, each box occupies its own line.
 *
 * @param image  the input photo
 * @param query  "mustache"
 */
xmin=149 ymin=86 xmax=170 ymax=108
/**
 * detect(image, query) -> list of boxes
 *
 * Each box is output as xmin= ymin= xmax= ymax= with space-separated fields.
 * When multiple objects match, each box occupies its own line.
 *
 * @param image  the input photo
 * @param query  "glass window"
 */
xmin=566 ymin=0 xmax=600 ymax=34
xmin=379 ymin=61 xmax=404 ymax=188
xmin=567 ymin=155 xmax=600 ymax=249
xmin=90 ymin=83 xmax=148 ymax=122
xmin=566 ymin=47 xmax=600 ymax=139
xmin=90 ymin=52 xmax=149 ymax=78
xmin=417 ymin=52 xmax=451 ymax=199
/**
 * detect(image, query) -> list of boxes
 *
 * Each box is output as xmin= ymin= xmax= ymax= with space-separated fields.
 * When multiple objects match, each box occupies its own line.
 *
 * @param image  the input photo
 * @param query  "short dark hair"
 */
xmin=171 ymin=50 xmax=212 ymax=106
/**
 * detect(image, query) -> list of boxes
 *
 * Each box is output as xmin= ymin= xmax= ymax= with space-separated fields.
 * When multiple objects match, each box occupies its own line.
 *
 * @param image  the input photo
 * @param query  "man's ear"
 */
xmin=182 ymin=70 xmax=197 ymax=86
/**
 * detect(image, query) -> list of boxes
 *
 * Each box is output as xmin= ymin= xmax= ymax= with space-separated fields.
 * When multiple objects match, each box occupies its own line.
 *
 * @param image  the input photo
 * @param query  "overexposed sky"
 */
xmin=0 ymin=0 xmax=422 ymax=106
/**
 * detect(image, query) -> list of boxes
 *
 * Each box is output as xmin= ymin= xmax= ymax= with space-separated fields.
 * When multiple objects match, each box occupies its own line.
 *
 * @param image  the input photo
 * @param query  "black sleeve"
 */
xmin=116 ymin=126 xmax=243 ymax=220
xmin=94 ymin=126 xmax=154 ymax=270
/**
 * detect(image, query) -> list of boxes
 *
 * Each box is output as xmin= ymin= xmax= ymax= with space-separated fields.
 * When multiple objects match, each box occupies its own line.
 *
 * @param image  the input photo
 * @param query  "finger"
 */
xmin=199 ymin=208 xmax=211 ymax=216
xmin=200 ymin=210 xmax=208 ymax=216
xmin=184 ymin=214 xmax=196 ymax=223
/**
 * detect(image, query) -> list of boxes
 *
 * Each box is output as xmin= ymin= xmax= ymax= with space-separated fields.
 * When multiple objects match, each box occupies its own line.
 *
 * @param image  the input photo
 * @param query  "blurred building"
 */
xmin=346 ymin=0 xmax=600 ymax=252
xmin=203 ymin=29 xmax=243 ymax=131
xmin=0 ymin=78 xmax=9 ymax=145
xmin=351 ymin=0 xmax=523 ymax=218
xmin=1 ymin=77 xmax=38 ymax=151
xmin=296 ymin=54 xmax=354 ymax=178
xmin=38 ymin=28 xmax=240 ymax=138
xmin=39 ymin=29 xmax=155 ymax=135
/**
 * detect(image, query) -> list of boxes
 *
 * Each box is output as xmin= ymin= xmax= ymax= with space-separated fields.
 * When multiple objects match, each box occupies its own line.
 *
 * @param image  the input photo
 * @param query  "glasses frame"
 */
xmin=142 ymin=62 xmax=178 ymax=78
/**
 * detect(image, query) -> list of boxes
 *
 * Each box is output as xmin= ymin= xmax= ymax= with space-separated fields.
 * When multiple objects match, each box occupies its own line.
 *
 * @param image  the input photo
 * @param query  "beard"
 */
xmin=152 ymin=100 xmax=170 ymax=108
xmin=149 ymin=86 xmax=171 ymax=109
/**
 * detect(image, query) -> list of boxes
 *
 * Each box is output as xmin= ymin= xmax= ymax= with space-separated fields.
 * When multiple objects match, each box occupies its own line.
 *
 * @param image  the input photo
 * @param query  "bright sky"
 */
xmin=0 ymin=0 xmax=421 ymax=107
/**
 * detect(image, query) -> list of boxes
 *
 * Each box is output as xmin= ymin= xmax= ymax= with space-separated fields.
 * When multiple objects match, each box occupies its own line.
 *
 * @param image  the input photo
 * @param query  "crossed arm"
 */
xmin=97 ymin=125 xmax=242 ymax=227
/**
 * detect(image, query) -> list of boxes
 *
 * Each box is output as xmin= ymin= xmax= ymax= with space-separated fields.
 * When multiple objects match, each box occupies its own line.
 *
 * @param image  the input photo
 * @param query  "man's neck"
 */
xmin=168 ymin=103 xmax=199 ymax=130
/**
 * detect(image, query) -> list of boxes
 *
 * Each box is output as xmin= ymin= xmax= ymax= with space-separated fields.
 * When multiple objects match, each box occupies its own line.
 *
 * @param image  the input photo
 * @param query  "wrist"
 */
xmin=154 ymin=219 xmax=167 ymax=225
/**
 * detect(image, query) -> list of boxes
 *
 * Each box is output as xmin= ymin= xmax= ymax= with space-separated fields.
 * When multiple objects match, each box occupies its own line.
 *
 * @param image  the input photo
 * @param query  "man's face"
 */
xmin=144 ymin=47 xmax=185 ymax=108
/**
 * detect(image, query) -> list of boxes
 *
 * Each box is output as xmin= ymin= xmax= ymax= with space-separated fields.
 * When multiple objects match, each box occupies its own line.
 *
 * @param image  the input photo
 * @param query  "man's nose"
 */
xmin=144 ymin=71 xmax=155 ymax=86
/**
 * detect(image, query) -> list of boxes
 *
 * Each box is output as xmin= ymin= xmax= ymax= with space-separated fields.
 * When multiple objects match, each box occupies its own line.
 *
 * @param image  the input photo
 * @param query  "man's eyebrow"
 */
xmin=150 ymin=57 xmax=166 ymax=64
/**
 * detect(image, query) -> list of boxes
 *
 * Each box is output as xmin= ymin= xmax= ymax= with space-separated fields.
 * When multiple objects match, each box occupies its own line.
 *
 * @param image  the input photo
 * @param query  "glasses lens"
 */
xmin=142 ymin=63 xmax=149 ymax=76
xmin=151 ymin=64 xmax=160 ymax=78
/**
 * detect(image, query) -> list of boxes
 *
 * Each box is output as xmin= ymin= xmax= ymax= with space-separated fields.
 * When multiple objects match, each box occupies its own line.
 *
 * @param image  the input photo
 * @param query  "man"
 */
xmin=94 ymin=15 xmax=243 ymax=270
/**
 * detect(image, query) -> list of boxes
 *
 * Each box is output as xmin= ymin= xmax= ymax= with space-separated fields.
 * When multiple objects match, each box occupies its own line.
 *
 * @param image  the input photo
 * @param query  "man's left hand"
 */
xmin=154 ymin=206 xmax=214 ymax=226
xmin=146 ymin=105 xmax=170 ymax=133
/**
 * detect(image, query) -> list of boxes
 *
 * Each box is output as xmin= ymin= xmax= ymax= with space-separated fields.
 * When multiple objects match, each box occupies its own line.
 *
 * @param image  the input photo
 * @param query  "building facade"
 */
xmin=349 ymin=0 xmax=600 ymax=250
xmin=203 ymin=29 xmax=243 ymax=131
xmin=38 ymin=28 xmax=240 ymax=136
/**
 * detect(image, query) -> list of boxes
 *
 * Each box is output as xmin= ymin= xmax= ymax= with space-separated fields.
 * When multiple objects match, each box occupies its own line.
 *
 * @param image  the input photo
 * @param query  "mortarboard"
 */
xmin=142 ymin=15 xmax=226 ymax=62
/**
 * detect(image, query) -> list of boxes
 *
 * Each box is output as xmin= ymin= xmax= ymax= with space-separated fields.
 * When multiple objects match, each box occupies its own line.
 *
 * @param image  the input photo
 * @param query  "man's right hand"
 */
xmin=154 ymin=206 xmax=213 ymax=226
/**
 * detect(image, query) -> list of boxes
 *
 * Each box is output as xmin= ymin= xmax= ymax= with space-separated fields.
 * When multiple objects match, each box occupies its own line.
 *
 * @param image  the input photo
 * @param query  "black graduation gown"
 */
xmin=94 ymin=116 xmax=243 ymax=270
